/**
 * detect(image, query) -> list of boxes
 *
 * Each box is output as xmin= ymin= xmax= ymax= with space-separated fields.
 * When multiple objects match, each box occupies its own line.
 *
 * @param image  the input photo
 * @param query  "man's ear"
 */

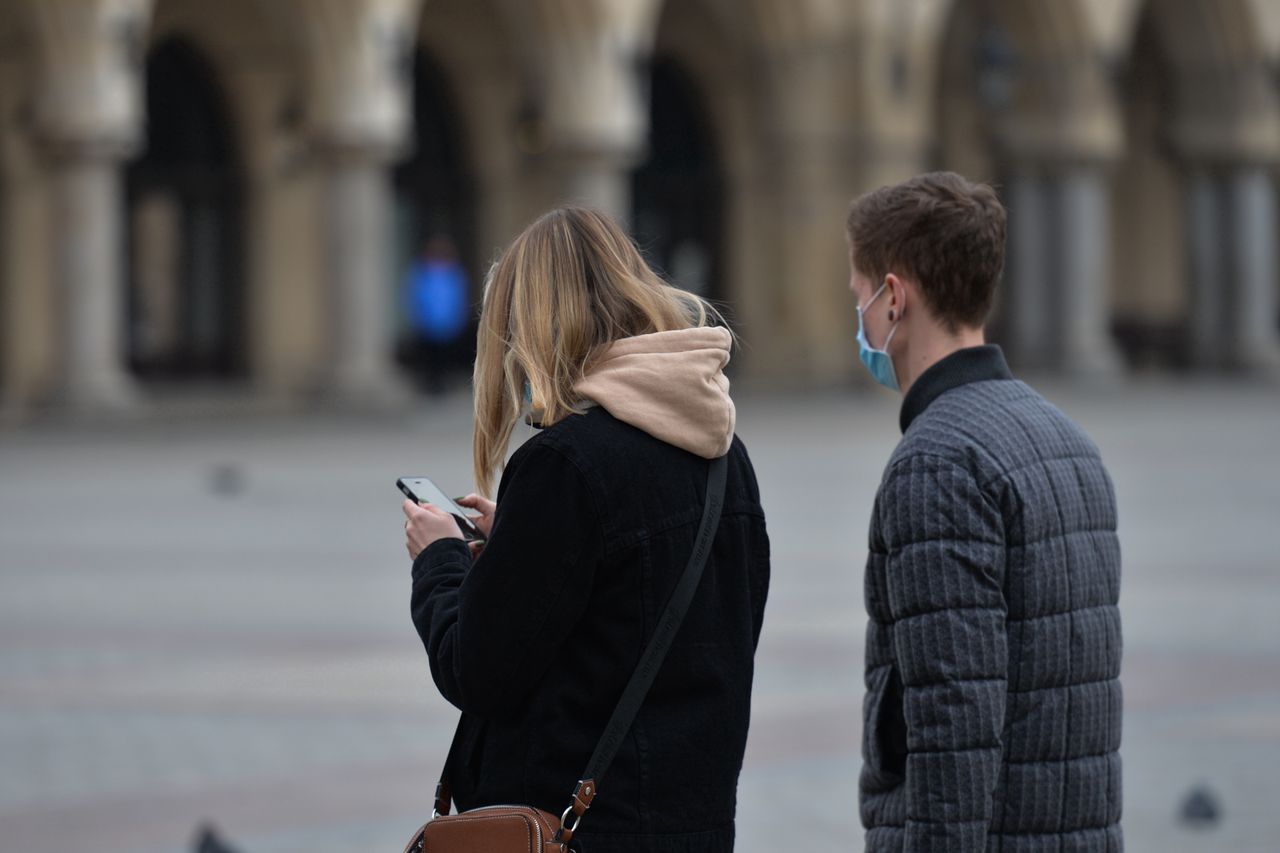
xmin=884 ymin=272 xmax=908 ymax=321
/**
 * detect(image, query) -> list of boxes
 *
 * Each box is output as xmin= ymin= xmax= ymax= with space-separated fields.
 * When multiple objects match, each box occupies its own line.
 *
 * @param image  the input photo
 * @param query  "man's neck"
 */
xmin=898 ymin=327 xmax=986 ymax=395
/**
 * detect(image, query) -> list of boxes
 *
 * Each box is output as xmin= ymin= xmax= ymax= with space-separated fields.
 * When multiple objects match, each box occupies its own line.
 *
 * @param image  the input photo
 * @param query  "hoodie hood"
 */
xmin=573 ymin=326 xmax=735 ymax=459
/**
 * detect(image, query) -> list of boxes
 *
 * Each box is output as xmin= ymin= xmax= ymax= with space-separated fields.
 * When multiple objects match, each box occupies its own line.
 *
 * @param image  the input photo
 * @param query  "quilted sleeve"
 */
xmin=879 ymin=453 xmax=1008 ymax=851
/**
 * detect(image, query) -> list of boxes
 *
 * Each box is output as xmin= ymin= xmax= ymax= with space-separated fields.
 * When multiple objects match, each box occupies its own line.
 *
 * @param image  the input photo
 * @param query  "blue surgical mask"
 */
xmin=856 ymin=281 xmax=901 ymax=391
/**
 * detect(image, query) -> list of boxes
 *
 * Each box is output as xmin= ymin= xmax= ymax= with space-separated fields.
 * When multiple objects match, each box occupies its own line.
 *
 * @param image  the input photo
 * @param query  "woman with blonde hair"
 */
xmin=403 ymin=206 xmax=770 ymax=852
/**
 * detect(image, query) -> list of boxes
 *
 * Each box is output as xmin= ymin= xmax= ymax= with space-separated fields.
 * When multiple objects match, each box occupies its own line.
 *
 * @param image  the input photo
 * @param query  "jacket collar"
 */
xmin=899 ymin=344 xmax=1013 ymax=433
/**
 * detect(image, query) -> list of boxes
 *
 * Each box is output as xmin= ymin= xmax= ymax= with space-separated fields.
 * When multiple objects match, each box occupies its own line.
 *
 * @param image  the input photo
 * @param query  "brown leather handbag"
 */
xmin=402 ymin=455 xmax=728 ymax=853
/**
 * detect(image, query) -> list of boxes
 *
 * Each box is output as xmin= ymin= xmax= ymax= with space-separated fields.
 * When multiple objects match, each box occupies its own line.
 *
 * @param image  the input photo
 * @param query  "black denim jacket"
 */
xmin=412 ymin=406 xmax=770 ymax=853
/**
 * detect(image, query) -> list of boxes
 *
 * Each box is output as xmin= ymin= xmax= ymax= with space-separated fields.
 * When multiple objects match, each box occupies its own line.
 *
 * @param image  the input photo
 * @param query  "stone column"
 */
xmin=301 ymin=0 xmax=420 ymax=406
xmin=542 ymin=147 xmax=637 ymax=224
xmin=1006 ymin=171 xmax=1055 ymax=370
xmin=1173 ymin=56 xmax=1280 ymax=374
xmin=991 ymin=46 xmax=1124 ymax=377
xmin=1058 ymin=166 xmax=1123 ymax=377
xmin=224 ymin=65 xmax=318 ymax=399
xmin=49 ymin=146 xmax=137 ymax=410
xmin=1186 ymin=170 xmax=1229 ymax=369
xmin=0 ymin=56 xmax=37 ymax=415
xmin=29 ymin=0 xmax=152 ymax=413
xmin=775 ymin=139 xmax=860 ymax=381
xmin=768 ymin=38 xmax=863 ymax=383
xmin=1226 ymin=167 xmax=1280 ymax=373
xmin=321 ymin=146 xmax=406 ymax=405
xmin=722 ymin=152 xmax=780 ymax=377
xmin=530 ymin=6 xmax=647 ymax=226
xmin=1005 ymin=166 xmax=1122 ymax=377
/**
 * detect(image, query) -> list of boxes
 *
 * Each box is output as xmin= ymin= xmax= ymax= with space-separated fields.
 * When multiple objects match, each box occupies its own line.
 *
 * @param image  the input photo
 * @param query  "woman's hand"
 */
xmin=456 ymin=494 xmax=496 ymax=557
xmin=403 ymin=499 xmax=463 ymax=560
xmin=456 ymin=494 xmax=496 ymax=537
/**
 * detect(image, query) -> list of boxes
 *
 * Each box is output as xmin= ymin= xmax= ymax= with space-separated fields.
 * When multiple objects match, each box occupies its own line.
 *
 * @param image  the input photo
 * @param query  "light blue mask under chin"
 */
xmin=856 ymin=282 xmax=902 ymax=391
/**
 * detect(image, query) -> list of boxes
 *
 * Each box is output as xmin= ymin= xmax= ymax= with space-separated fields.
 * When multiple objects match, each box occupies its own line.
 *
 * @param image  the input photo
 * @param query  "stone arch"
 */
xmin=1112 ymin=0 xmax=1280 ymax=371
xmin=933 ymin=0 xmax=1105 ymax=178
xmin=630 ymin=0 xmax=868 ymax=379
xmin=0 ymin=11 xmax=21 ymax=404
xmin=632 ymin=8 xmax=730 ymax=304
xmin=502 ymin=0 xmax=656 ymax=169
xmin=133 ymin=0 xmax=308 ymax=385
xmin=1110 ymin=4 xmax=1188 ymax=368
xmin=639 ymin=0 xmax=769 ymax=360
xmin=413 ymin=0 xmax=524 ymax=262
xmin=642 ymin=0 xmax=756 ymax=186
xmin=147 ymin=0 xmax=305 ymax=160
xmin=933 ymin=0 xmax=1124 ymax=375
xmin=126 ymin=35 xmax=245 ymax=379
xmin=1120 ymin=0 xmax=1276 ymax=157
xmin=0 ymin=4 xmax=45 ymax=410
xmin=391 ymin=44 xmax=480 ymax=384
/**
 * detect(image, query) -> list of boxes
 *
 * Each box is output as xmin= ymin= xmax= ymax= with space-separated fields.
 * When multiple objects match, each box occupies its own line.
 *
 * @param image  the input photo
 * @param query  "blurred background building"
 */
xmin=1 ymin=0 xmax=1279 ymax=418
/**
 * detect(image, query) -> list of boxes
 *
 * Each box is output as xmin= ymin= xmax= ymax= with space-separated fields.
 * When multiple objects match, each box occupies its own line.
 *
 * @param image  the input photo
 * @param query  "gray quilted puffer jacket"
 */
xmin=861 ymin=346 xmax=1123 ymax=852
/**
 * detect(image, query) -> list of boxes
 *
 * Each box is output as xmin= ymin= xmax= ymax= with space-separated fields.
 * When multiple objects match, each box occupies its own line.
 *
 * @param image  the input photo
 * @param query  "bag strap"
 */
xmin=433 ymin=455 xmax=729 ymax=845
xmin=555 ymin=454 xmax=727 ymax=842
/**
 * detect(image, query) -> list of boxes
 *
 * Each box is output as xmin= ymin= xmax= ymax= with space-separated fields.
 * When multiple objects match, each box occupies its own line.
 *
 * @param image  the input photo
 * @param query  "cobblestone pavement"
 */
xmin=2 ymin=380 xmax=1278 ymax=852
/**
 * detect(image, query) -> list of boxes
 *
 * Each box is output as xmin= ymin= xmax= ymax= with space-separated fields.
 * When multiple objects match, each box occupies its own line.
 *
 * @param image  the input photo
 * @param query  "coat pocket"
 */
xmin=862 ymin=664 xmax=907 ymax=787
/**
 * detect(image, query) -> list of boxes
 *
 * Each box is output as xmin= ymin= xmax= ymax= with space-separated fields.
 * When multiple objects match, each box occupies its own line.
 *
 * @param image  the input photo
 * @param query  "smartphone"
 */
xmin=397 ymin=477 xmax=485 ymax=542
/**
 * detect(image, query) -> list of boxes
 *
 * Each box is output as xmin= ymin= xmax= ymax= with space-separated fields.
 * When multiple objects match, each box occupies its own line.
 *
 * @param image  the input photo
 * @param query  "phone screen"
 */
xmin=398 ymin=477 xmax=484 ymax=541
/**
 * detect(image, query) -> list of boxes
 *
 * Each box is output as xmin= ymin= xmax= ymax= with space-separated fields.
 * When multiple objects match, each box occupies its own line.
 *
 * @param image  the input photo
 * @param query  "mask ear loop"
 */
xmin=881 ymin=279 xmax=903 ymax=388
xmin=862 ymin=280 xmax=888 ymax=312
xmin=882 ymin=318 xmax=901 ymax=351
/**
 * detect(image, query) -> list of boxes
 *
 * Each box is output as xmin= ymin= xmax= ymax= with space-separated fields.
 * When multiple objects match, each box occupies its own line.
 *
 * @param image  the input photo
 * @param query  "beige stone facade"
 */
xmin=1 ymin=0 xmax=1279 ymax=416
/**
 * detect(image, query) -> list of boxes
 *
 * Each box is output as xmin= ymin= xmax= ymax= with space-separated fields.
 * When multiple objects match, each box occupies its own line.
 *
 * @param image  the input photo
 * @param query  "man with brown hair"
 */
xmin=848 ymin=172 xmax=1123 ymax=851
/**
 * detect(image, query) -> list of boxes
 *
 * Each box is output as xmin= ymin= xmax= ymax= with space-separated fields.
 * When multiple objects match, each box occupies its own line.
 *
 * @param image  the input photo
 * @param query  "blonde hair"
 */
xmin=472 ymin=206 xmax=726 ymax=495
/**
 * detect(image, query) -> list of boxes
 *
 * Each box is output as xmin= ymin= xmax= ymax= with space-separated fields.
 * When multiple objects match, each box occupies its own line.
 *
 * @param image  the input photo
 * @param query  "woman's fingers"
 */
xmin=457 ymin=493 xmax=496 ymax=515
xmin=403 ymin=500 xmax=464 ymax=560
xmin=456 ymin=493 xmax=496 ymax=536
xmin=405 ymin=498 xmax=450 ymax=520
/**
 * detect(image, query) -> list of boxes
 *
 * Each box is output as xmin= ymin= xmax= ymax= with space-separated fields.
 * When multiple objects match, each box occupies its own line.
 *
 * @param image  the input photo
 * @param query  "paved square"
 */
xmin=2 ymin=381 xmax=1278 ymax=851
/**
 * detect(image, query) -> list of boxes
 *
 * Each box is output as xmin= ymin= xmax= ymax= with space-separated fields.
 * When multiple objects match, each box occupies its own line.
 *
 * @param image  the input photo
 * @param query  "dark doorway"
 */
xmin=126 ymin=37 xmax=245 ymax=380
xmin=393 ymin=48 xmax=478 ymax=389
xmin=631 ymin=56 xmax=725 ymax=304
xmin=0 ymin=173 xmax=6 ymax=400
xmin=1110 ymin=7 xmax=1191 ymax=369
xmin=933 ymin=2 xmax=1017 ymax=349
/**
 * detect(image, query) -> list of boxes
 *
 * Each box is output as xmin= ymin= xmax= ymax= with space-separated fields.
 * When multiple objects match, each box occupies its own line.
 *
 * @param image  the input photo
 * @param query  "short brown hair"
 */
xmin=846 ymin=171 xmax=1006 ymax=332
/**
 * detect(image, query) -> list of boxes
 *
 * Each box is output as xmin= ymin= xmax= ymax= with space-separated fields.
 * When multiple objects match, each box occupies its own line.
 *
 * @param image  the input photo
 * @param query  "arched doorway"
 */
xmin=393 ymin=48 xmax=477 ymax=388
xmin=126 ymin=37 xmax=245 ymax=381
xmin=933 ymin=2 xmax=1011 ymax=184
xmin=933 ymin=0 xmax=1122 ymax=375
xmin=933 ymin=1 xmax=1018 ymax=346
xmin=0 ymin=17 xmax=17 ymax=405
xmin=631 ymin=55 xmax=725 ymax=304
xmin=1111 ymin=6 xmax=1188 ymax=369
xmin=1112 ymin=0 xmax=1280 ymax=373
xmin=0 ymin=167 xmax=7 ymax=402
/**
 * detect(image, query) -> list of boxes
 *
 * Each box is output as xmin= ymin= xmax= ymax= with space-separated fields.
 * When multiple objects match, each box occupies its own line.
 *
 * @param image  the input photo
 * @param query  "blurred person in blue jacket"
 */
xmin=403 ymin=235 xmax=469 ymax=394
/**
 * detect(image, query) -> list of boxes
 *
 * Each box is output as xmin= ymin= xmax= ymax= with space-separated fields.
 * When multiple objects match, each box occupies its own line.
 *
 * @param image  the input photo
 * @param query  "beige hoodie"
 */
xmin=573 ymin=326 xmax=736 ymax=459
